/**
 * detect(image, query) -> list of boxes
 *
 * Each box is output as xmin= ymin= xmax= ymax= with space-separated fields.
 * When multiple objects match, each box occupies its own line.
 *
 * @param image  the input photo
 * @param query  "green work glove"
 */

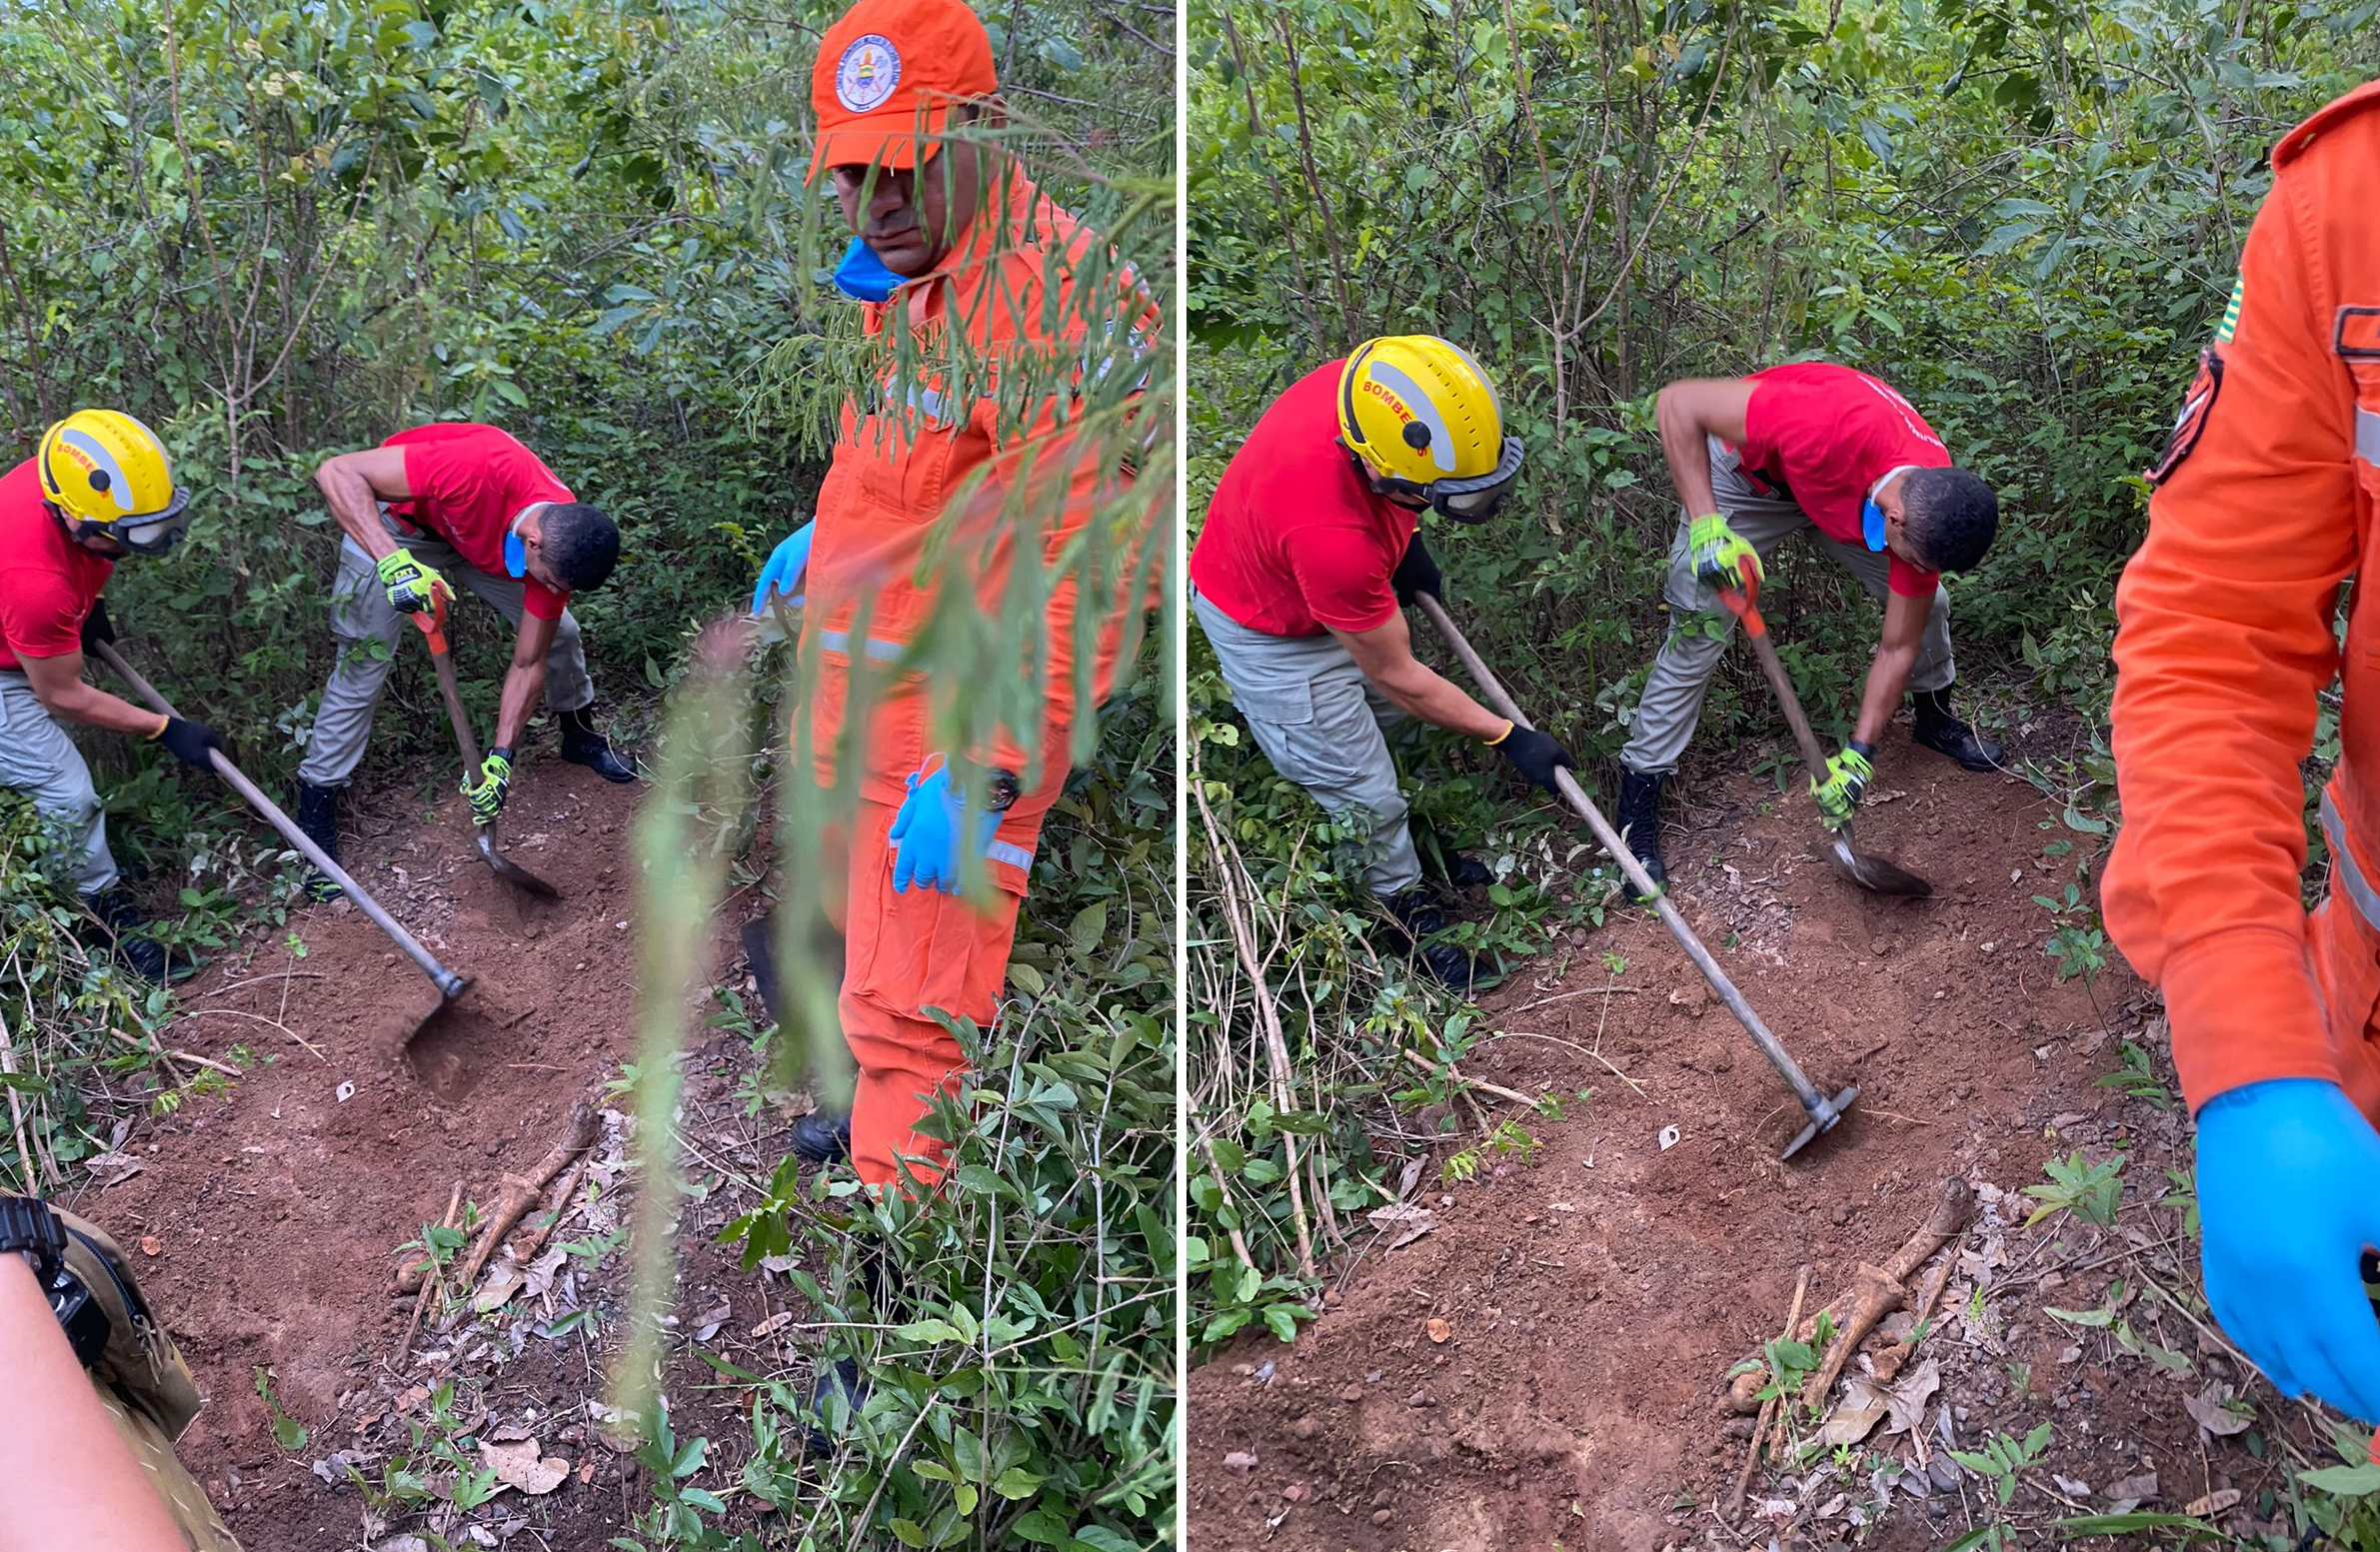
xmin=377 ymin=548 xmax=450 ymax=615
xmin=1811 ymin=743 xmax=1873 ymax=830
xmin=1687 ymin=513 xmax=1762 ymax=591
xmin=466 ymin=748 xmax=513 ymax=827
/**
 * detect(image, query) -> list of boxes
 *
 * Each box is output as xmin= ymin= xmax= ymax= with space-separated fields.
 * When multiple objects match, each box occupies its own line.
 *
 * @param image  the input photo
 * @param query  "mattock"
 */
xmin=1415 ymin=594 xmax=1859 ymax=1159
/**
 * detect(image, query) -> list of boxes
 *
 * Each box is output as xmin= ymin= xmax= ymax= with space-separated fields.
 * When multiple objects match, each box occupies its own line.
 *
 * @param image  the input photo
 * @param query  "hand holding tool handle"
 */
xmin=90 ymin=641 xmax=469 ymax=1001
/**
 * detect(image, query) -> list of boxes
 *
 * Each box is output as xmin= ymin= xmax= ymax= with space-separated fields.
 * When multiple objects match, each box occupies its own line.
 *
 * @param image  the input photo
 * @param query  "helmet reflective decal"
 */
xmin=836 ymin=34 xmax=903 ymax=113
xmin=58 ymin=426 xmax=136 ymax=513
xmin=1366 ymin=360 xmax=1455 ymax=474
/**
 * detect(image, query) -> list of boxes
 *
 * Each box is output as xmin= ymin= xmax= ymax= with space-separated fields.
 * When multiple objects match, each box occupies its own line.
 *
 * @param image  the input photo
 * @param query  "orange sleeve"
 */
xmin=2102 ymin=163 xmax=2362 ymax=1110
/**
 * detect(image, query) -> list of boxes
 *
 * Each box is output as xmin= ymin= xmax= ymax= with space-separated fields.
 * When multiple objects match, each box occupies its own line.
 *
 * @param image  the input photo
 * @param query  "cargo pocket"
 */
xmin=845 ymin=834 xmax=1030 ymax=1034
xmin=1227 ymin=674 xmax=1316 ymax=731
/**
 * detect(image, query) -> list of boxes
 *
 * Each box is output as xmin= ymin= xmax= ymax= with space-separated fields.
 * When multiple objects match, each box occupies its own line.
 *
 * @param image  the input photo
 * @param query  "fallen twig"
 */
xmin=1872 ymin=1239 xmax=1960 ymax=1384
xmin=1726 ymin=1264 xmax=1810 ymax=1522
xmin=1398 ymin=1046 xmax=1540 ymax=1110
xmin=1509 ymin=984 xmax=1642 ymax=1015
xmin=392 ymin=1182 xmax=463 ymax=1370
xmin=456 ymin=1100 xmax=600 ymax=1291
xmin=1800 ymin=1178 xmax=1973 ymax=1408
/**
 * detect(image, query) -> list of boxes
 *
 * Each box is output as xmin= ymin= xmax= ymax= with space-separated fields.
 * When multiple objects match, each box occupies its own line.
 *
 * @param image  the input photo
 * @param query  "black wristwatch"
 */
xmin=0 ymin=1197 xmax=109 ymax=1367
xmin=986 ymin=768 xmax=1021 ymax=812
xmin=0 ymin=1195 xmax=66 ymax=1282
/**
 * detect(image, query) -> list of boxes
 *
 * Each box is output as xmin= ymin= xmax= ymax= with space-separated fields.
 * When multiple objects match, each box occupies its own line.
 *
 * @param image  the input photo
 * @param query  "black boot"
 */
xmin=1910 ymin=688 xmax=2003 ymax=773
xmin=294 ymin=781 xmax=344 ymax=902
xmin=1382 ymin=887 xmax=1479 ymax=991
xmin=1446 ymin=854 xmax=1495 ymax=888
xmin=801 ymin=1356 xmax=868 ymax=1458
xmin=1613 ymin=770 xmax=1667 ymax=900
xmin=789 ymin=1111 xmax=853 ymax=1165
xmin=559 ymin=707 xmax=639 ymax=782
xmin=88 ymin=888 xmax=167 ymax=981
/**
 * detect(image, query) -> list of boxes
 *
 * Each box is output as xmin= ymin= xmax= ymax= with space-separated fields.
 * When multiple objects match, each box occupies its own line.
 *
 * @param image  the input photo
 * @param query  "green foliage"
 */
xmin=2023 ymin=1148 xmax=2125 ymax=1227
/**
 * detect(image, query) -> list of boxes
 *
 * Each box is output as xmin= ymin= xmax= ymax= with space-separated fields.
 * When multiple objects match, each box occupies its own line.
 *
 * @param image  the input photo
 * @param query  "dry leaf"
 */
xmin=2183 ymin=1488 xmax=2241 ymax=1517
xmin=2183 ymin=1381 xmax=2252 ymax=1437
xmin=2103 ymin=1471 xmax=2158 ymax=1513
xmin=1825 ymin=1356 xmax=1940 ymax=1448
xmin=480 ymin=1438 xmax=569 ymax=1496
xmin=753 ymin=1310 xmax=794 ymax=1337
xmin=1365 ymin=1202 xmax=1437 ymax=1249
xmin=475 ymin=1262 xmax=526 ymax=1313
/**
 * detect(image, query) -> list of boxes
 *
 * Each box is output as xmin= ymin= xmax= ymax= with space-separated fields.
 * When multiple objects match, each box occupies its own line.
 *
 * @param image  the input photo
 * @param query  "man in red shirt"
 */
xmin=1190 ymin=336 xmax=1573 ymax=987
xmin=0 ymin=411 xmax=223 ymax=979
xmin=1612 ymin=363 xmax=2002 ymax=892
xmin=290 ymin=423 xmax=634 ymax=897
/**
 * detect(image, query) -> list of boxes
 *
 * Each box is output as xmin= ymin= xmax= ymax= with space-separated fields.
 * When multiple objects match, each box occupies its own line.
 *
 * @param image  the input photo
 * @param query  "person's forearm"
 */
xmin=318 ymin=463 xmax=399 ymax=563
xmin=1854 ymin=643 xmax=1921 ymax=746
xmin=39 ymin=679 xmax=169 ymax=739
xmin=1368 ymin=661 xmax=1509 ymax=740
xmin=1655 ymin=392 xmax=1720 ymax=518
xmin=494 ymin=659 xmax=548 ymax=752
xmin=0 ymin=1254 xmax=191 ymax=1552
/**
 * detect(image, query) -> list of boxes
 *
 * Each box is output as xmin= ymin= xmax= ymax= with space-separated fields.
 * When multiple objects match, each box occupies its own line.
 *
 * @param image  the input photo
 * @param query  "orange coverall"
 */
xmin=801 ymin=166 xmax=1161 ymax=1190
xmin=2105 ymin=80 xmax=2380 ymax=1117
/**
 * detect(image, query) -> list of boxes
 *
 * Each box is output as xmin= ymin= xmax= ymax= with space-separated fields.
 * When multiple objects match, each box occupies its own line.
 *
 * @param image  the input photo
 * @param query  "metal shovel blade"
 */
xmin=1781 ymin=1083 xmax=1861 ymax=1161
xmin=476 ymin=831 xmax=560 ymax=898
xmin=1830 ymin=831 xmax=1932 ymax=897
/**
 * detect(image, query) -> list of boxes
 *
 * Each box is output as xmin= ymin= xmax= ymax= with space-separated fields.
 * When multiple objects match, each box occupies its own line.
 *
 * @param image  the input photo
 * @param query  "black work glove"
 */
xmin=80 ymin=598 xmax=114 ymax=656
xmin=1390 ymin=530 xmax=1443 ymax=607
xmin=1486 ymin=723 xmax=1574 ymax=793
xmin=154 ymin=716 xmax=224 ymax=773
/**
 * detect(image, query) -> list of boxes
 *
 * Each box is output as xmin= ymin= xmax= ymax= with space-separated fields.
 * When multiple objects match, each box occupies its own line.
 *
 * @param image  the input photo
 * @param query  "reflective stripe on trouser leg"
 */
xmin=1192 ymin=588 xmax=1421 ymax=897
xmin=2321 ymin=786 xmax=2380 ymax=930
xmin=839 ymin=790 xmax=1047 ymax=1193
xmin=0 ymin=671 xmax=118 ymax=894
xmin=1620 ymin=438 xmax=1811 ymax=776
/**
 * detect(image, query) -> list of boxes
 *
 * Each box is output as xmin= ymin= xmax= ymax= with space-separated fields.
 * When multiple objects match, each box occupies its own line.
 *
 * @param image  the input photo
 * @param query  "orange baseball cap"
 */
xmin=811 ymin=0 xmax=998 ymax=175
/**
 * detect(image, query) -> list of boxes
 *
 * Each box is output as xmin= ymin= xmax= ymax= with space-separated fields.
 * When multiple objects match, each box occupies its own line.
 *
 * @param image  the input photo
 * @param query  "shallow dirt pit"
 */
xmin=75 ymin=760 xmax=653 ymax=1547
xmin=1187 ymin=728 xmax=2165 ymax=1551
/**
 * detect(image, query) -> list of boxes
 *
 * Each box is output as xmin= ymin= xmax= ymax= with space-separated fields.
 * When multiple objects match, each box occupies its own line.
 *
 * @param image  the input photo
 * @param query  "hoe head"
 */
xmin=1830 ymin=835 xmax=1932 ymax=897
xmin=1781 ymin=1083 xmax=1860 ymax=1161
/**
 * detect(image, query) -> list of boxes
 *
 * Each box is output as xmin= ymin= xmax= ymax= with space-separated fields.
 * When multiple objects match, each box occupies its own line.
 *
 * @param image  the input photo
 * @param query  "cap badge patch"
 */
xmin=836 ymin=34 xmax=902 ymax=113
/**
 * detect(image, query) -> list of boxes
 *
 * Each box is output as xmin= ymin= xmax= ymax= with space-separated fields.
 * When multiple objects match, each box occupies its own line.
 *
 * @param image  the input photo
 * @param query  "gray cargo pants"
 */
xmin=297 ymin=517 xmax=596 ymax=789
xmin=1192 ymin=586 xmax=1421 ymax=898
xmin=1618 ymin=437 xmax=1956 ymax=776
xmin=0 ymin=670 xmax=118 ymax=894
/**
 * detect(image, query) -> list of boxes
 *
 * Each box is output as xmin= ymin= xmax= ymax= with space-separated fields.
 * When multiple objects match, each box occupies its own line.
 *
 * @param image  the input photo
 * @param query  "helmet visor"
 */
xmin=1431 ymin=436 xmax=1525 ymax=524
xmin=112 ymin=487 xmax=191 ymax=556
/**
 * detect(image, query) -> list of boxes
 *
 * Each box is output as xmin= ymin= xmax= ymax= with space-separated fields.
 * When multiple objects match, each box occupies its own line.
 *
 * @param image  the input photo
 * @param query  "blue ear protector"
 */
xmin=505 ymin=529 xmax=528 ymax=579
xmin=1861 ymin=498 xmax=1888 ymax=553
xmin=834 ymin=237 xmax=905 ymax=303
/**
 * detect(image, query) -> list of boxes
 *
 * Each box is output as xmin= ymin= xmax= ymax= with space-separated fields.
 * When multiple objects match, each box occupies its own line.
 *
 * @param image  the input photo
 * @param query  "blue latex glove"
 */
xmin=2197 ymin=1077 xmax=2380 ymax=1422
xmin=888 ymin=763 xmax=1003 ymax=895
xmin=751 ymin=522 xmax=815 ymax=618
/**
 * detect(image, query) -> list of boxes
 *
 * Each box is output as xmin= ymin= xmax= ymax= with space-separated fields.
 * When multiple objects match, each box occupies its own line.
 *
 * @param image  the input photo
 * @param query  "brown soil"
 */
xmin=64 ymin=756 xmax=667 ymax=1548
xmin=1182 ymin=725 xmax=2269 ymax=1551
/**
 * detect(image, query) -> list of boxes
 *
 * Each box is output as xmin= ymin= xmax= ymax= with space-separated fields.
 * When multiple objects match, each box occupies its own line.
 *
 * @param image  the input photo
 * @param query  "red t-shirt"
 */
xmin=1190 ymin=362 xmax=1416 ymax=637
xmin=0 ymin=457 xmax=113 ymax=673
xmin=1735 ymin=363 xmax=1950 ymax=599
xmin=382 ymin=424 xmax=574 ymax=621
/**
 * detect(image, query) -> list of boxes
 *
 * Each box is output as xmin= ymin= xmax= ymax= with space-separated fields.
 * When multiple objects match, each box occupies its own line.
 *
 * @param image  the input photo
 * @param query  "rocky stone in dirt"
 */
xmin=1289 ymin=1413 xmax=1322 ymax=1439
xmin=1425 ymin=1317 xmax=1451 ymax=1344
xmin=1221 ymin=1450 xmax=1256 ymax=1471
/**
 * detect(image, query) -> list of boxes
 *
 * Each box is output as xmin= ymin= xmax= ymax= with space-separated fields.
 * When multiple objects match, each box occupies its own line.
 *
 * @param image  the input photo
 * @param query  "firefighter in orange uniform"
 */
xmin=2107 ymin=79 xmax=2380 ymax=1423
xmin=749 ymin=0 xmax=1159 ymax=1194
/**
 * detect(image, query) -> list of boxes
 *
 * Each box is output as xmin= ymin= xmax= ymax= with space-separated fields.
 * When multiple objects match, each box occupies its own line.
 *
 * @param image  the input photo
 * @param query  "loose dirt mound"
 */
xmin=1187 ymin=728 xmax=2158 ymax=1550
xmin=78 ymin=759 xmax=648 ymax=1548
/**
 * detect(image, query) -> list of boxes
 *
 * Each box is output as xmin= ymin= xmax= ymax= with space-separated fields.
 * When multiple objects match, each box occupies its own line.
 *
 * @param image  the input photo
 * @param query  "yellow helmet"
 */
xmin=1336 ymin=336 xmax=1525 ymax=522
xmin=37 ymin=410 xmax=190 ymax=555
